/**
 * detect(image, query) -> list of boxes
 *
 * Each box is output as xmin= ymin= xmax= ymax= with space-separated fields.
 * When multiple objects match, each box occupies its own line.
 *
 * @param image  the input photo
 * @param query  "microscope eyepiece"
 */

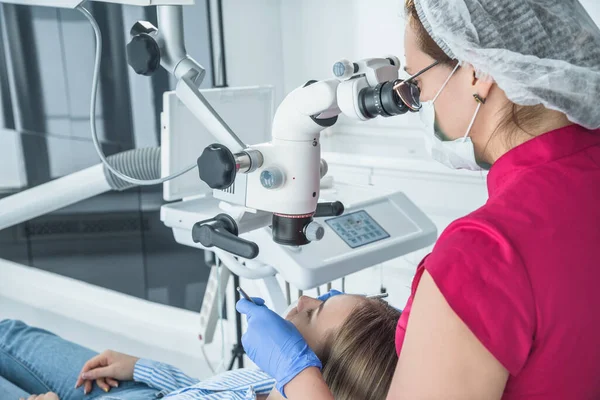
xmin=358 ymin=79 xmax=419 ymax=119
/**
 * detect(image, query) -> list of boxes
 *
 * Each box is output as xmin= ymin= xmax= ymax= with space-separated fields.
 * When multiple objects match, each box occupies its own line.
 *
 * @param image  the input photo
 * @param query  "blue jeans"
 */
xmin=0 ymin=320 xmax=161 ymax=400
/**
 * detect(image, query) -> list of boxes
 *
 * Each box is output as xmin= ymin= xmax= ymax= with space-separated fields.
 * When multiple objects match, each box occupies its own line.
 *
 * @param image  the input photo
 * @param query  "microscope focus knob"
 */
xmin=260 ymin=167 xmax=285 ymax=190
xmin=333 ymin=59 xmax=357 ymax=80
xmin=127 ymin=34 xmax=161 ymax=76
xmin=304 ymin=221 xmax=325 ymax=242
xmin=198 ymin=144 xmax=237 ymax=190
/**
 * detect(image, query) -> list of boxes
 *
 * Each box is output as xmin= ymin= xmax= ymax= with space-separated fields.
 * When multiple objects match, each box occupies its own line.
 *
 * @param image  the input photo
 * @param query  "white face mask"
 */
xmin=419 ymin=64 xmax=485 ymax=171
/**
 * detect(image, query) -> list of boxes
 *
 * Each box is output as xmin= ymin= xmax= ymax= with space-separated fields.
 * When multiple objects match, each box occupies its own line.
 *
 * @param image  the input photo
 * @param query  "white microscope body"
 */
xmin=191 ymin=56 xmax=415 ymax=258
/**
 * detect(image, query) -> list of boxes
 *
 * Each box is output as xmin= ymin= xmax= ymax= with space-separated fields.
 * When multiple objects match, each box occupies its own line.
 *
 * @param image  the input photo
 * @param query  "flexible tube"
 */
xmin=103 ymin=148 xmax=161 ymax=191
xmin=77 ymin=6 xmax=197 ymax=186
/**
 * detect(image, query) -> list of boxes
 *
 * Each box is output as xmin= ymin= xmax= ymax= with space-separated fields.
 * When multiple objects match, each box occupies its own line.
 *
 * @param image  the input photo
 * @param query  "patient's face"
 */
xmin=285 ymin=295 xmax=363 ymax=358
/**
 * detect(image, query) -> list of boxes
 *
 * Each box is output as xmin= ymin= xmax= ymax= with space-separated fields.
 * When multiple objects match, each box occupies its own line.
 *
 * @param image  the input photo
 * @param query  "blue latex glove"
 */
xmin=236 ymin=297 xmax=322 ymax=397
xmin=317 ymin=289 xmax=343 ymax=302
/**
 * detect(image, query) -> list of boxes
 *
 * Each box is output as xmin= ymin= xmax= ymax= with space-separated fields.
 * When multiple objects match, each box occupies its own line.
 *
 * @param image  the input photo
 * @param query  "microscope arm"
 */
xmin=176 ymin=75 xmax=246 ymax=152
xmin=271 ymin=79 xmax=341 ymax=141
xmin=0 ymin=164 xmax=111 ymax=231
xmin=0 ymin=148 xmax=162 ymax=231
xmin=127 ymin=6 xmax=246 ymax=153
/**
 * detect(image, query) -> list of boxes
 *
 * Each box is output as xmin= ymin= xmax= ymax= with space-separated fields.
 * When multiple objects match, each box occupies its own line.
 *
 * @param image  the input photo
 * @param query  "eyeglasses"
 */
xmin=393 ymin=60 xmax=441 ymax=111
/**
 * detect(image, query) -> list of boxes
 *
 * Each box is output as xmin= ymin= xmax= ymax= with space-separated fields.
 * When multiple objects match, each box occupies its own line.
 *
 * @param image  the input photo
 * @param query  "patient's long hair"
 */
xmin=320 ymin=298 xmax=401 ymax=400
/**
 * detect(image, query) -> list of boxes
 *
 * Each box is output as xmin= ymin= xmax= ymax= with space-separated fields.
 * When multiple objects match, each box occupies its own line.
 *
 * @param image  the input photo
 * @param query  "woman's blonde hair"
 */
xmin=320 ymin=298 xmax=401 ymax=400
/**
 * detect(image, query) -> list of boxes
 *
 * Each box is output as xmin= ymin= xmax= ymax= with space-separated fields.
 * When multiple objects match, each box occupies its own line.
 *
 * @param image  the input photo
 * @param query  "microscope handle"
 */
xmin=192 ymin=214 xmax=259 ymax=259
xmin=314 ymin=201 xmax=345 ymax=218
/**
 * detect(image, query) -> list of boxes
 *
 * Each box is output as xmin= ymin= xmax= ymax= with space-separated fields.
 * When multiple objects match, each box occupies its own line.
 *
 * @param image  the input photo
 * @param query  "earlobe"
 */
xmin=473 ymin=94 xmax=487 ymax=104
xmin=474 ymin=76 xmax=493 ymax=102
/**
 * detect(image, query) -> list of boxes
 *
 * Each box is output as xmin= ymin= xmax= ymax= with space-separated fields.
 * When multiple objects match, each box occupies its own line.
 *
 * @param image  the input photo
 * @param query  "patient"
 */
xmin=0 ymin=294 xmax=399 ymax=400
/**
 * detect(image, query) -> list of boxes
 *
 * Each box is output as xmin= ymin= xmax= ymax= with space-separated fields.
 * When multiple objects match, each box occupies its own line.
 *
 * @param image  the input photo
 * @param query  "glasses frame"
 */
xmin=393 ymin=60 xmax=441 ymax=111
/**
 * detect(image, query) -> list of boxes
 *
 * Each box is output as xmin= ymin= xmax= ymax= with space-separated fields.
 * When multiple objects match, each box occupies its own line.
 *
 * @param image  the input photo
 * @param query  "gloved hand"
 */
xmin=317 ymin=289 xmax=343 ymax=302
xmin=236 ymin=297 xmax=322 ymax=397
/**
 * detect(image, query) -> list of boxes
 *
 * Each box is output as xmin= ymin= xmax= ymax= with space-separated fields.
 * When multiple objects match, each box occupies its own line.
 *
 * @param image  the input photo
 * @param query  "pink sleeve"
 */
xmin=423 ymin=219 xmax=535 ymax=376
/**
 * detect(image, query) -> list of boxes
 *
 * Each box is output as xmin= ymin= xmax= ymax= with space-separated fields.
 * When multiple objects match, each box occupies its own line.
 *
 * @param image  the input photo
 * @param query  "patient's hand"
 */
xmin=20 ymin=392 xmax=60 ymax=400
xmin=75 ymin=350 xmax=139 ymax=394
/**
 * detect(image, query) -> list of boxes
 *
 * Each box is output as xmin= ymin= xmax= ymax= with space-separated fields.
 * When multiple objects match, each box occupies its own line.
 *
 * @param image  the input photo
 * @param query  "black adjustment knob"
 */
xmin=192 ymin=214 xmax=259 ymax=259
xmin=130 ymin=21 xmax=158 ymax=36
xmin=198 ymin=144 xmax=237 ymax=190
xmin=314 ymin=201 xmax=345 ymax=218
xmin=127 ymin=34 xmax=160 ymax=76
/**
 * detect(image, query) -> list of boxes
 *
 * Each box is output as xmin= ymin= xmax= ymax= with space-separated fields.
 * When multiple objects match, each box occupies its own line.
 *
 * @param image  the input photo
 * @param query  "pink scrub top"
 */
xmin=395 ymin=124 xmax=600 ymax=399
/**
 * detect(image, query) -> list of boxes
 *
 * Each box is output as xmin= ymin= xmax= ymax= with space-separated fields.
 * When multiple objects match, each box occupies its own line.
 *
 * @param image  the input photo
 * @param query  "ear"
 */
xmin=464 ymin=64 xmax=493 ymax=101
xmin=472 ymin=72 xmax=493 ymax=100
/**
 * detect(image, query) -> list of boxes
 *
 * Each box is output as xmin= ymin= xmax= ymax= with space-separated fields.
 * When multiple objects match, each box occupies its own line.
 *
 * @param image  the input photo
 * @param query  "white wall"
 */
xmin=223 ymin=0 xmax=420 ymax=134
xmin=224 ymin=0 xmax=600 ymax=104
xmin=222 ymin=0 xmax=286 ymax=105
xmin=279 ymin=0 xmax=405 ymax=93
xmin=222 ymin=0 xmax=406 ymax=99
xmin=581 ymin=0 xmax=600 ymax=25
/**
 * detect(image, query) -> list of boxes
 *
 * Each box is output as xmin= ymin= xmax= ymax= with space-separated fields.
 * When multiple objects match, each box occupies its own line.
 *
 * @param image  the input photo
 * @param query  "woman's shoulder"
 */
xmin=435 ymin=210 xmax=513 ymax=252
xmin=428 ymin=211 xmax=529 ymax=285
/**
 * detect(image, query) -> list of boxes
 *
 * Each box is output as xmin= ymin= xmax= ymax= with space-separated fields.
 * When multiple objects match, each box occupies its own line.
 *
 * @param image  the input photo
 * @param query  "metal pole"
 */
xmin=233 ymin=274 xmax=244 ymax=369
xmin=206 ymin=0 xmax=228 ymax=88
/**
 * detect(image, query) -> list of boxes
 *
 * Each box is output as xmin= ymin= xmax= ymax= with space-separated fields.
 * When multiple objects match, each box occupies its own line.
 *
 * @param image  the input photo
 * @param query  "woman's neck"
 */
xmin=482 ymin=109 xmax=572 ymax=164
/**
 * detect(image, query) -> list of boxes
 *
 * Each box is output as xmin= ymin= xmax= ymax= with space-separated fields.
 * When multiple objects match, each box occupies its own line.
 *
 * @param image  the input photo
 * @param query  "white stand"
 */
xmin=0 ymin=164 xmax=111 ymax=231
xmin=255 ymin=276 xmax=288 ymax=315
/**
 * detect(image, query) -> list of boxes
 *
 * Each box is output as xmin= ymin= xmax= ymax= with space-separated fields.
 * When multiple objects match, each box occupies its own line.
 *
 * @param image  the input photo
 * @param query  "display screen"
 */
xmin=325 ymin=210 xmax=390 ymax=248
